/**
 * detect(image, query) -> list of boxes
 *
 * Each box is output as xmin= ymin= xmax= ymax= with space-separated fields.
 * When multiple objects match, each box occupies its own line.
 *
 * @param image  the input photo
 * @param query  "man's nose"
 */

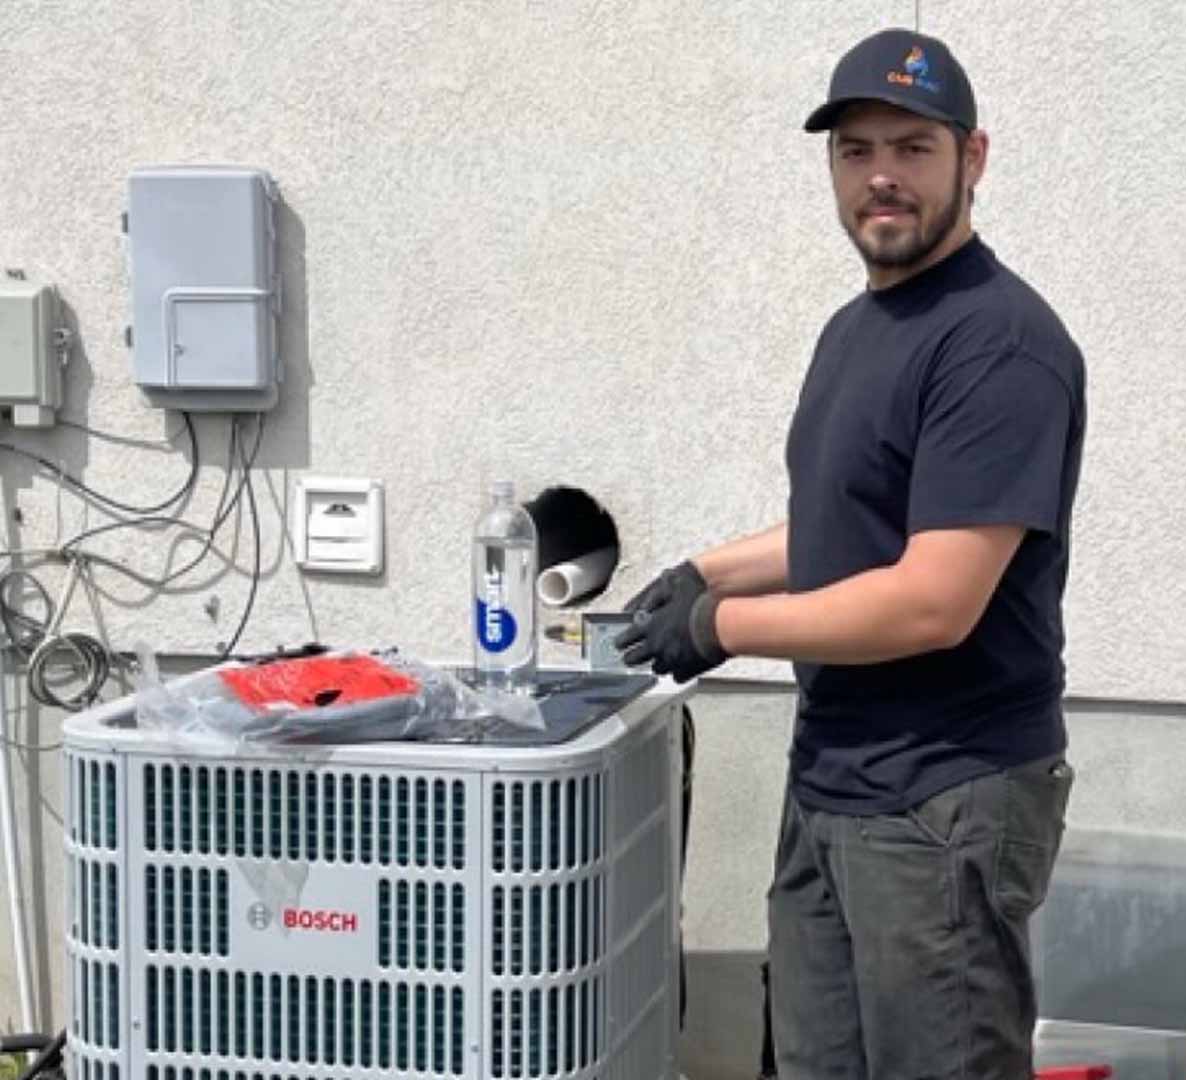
xmin=868 ymin=170 xmax=900 ymax=195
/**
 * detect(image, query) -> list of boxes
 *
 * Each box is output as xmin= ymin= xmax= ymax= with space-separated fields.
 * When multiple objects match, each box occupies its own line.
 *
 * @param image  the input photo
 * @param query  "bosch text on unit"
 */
xmin=281 ymin=907 xmax=360 ymax=933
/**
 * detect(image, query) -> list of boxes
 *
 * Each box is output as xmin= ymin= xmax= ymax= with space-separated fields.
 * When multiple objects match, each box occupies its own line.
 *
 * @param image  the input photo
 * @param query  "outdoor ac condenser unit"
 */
xmin=63 ymin=677 xmax=686 ymax=1080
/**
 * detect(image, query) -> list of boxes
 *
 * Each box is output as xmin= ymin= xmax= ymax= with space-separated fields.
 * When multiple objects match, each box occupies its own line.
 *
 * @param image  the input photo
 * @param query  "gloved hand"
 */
xmin=622 ymin=560 xmax=707 ymax=615
xmin=615 ymin=569 xmax=730 ymax=683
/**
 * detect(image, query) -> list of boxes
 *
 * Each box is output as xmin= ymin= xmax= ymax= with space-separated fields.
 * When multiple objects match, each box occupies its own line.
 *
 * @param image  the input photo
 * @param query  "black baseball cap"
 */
xmin=804 ymin=28 xmax=977 ymax=133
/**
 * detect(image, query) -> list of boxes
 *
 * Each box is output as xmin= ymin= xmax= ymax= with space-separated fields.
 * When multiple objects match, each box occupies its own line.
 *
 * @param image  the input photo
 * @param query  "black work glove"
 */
xmin=622 ymin=560 xmax=707 ymax=616
xmin=615 ymin=567 xmax=730 ymax=683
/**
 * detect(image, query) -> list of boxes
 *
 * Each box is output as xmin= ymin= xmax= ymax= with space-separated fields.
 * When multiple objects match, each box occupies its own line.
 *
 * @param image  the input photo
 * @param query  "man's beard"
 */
xmin=843 ymin=158 xmax=965 ymax=272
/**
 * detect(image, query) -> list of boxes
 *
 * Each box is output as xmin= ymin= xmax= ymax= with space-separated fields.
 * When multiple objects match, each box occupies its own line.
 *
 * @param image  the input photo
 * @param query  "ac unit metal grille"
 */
xmin=142 ymin=969 xmax=465 ymax=1074
xmin=144 ymin=866 xmax=230 ymax=957
xmin=76 ymin=858 xmax=121 ymax=950
xmin=376 ymin=879 xmax=466 ymax=972
xmin=76 ymin=960 xmax=121 ymax=1048
xmin=74 ymin=1060 xmax=121 ymax=1080
xmin=490 ymin=978 xmax=602 ymax=1078
xmin=73 ymin=757 xmax=119 ymax=851
xmin=485 ymin=767 xmax=612 ymax=1079
xmin=142 ymin=764 xmax=466 ymax=869
xmin=490 ymin=878 xmax=603 ymax=976
xmin=66 ymin=750 xmax=126 ymax=1080
xmin=491 ymin=775 xmax=603 ymax=873
xmin=64 ymin=694 xmax=679 ymax=1079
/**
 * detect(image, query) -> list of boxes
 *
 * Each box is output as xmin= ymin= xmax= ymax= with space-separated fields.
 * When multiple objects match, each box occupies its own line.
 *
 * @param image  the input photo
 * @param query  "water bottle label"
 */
xmin=475 ymin=597 xmax=518 ymax=653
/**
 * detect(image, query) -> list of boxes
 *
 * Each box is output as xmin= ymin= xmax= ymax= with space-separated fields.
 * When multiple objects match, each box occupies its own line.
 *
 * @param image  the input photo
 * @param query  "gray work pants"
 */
xmin=768 ymin=754 xmax=1074 ymax=1080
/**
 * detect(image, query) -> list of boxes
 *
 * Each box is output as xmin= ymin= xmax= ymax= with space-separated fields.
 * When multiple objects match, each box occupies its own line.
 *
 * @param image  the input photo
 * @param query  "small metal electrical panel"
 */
xmin=125 ymin=165 xmax=281 ymax=413
xmin=582 ymin=613 xmax=635 ymax=671
xmin=292 ymin=477 xmax=385 ymax=574
xmin=0 ymin=272 xmax=69 ymax=427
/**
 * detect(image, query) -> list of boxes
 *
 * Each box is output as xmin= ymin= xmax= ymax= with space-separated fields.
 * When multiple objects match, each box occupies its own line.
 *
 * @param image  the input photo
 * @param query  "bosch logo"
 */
xmin=246 ymin=902 xmax=272 ymax=931
xmin=282 ymin=907 xmax=359 ymax=933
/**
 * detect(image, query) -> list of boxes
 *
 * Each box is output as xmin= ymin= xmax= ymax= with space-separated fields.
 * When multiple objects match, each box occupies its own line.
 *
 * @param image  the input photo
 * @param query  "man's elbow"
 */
xmin=917 ymin=606 xmax=981 ymax=652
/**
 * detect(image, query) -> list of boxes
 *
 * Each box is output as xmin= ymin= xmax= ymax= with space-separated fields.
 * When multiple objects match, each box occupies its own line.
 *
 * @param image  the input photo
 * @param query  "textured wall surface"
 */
xmin=0 ymin=0 xmax=1183 ymax=698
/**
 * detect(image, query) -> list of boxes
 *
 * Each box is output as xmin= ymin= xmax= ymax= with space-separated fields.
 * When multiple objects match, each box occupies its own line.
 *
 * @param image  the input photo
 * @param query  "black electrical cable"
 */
xmin=57 ymin=418 xmax=230 ymax=560
xmin=0 ymin=559 xmax=118 ymax=710
xmin=59 ymin=413 xmax=265 ymax=593
xmin=15 ymin=1027 xmax=65 ymax=1080
xmin=0 ymin=414 xmax=266 ymax=693
xmin=27 ymin=631 xmax=110 ymax=710
xmin=52 ymin=523 xmax=211 ymax=593
xmin=0 ymin=1034 xmax=51 ymax=1053
xmin=0 ymin=733 xmax=63 ymax=753
xmin=157 ymin=412 xmax=262 ymax=588
xmin=220 ymin=415 xmax=263 ymax=657
xmin=55 ymin=418 xmax=225 ymax=569
xmin=0 ymin=412 xmax=199 ymax=517
xmin=0 ymin=570 xmax=53 ymax=656
xmin=58 ymin=416 xmax=187 ymax=447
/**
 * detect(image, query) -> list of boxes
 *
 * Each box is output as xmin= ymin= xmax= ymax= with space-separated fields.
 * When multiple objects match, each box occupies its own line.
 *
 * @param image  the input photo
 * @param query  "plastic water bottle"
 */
xmin=472 ymin=480 xmax=538 ymax=691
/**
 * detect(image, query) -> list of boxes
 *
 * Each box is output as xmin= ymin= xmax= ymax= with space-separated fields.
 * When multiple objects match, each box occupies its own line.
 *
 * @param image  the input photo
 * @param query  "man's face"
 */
xmin=830 ymin=102 xmax=981 ymax=284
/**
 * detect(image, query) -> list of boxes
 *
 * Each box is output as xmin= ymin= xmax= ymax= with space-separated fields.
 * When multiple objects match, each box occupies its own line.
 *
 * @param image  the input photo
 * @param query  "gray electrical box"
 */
xmin=126 ymin=166 xmax=281 ymax=412
xmin=0 ymin=276 xmax=67 ymax=427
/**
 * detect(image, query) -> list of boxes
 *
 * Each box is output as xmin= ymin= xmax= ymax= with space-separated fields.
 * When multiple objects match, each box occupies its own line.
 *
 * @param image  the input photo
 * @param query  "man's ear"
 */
xmin=966 ymin=129 xmax=989 ymax=190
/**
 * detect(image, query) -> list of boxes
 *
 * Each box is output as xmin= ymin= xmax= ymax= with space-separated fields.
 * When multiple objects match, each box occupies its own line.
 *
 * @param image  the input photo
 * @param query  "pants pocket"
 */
xmin=993 ymin=758 xmax=1074 ymax=919
xmin=854 ymin=779 xmax=969 ymax=849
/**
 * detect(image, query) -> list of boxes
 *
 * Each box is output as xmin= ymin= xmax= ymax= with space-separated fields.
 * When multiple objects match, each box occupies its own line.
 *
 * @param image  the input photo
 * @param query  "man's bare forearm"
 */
xmin=693 ymin=522 xmax=788 ymax=597
xmin=714 ymin=525 xmax=1024 ymax=664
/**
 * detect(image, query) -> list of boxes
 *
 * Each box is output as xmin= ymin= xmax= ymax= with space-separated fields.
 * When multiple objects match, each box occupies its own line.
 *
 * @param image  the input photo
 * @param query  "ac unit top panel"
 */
xmin=61 ymin=665 xmax=689 ymax=772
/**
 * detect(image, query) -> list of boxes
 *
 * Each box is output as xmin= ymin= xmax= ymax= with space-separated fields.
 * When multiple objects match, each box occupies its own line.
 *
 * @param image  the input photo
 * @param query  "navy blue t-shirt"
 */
xmin=786 ymin=235 xmax=1086 ymax=814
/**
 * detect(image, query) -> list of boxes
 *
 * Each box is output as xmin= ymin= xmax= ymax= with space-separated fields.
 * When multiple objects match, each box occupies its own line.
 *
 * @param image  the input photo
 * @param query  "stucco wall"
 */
xmin=0 ymin=0 xmax=1183 ymax=698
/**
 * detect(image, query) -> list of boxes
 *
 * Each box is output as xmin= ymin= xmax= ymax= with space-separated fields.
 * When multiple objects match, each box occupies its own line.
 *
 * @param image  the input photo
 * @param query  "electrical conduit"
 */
xmin=0 ymin=645 xmax=37 ymax=1033
xmin=536 ymin=546 xmax=618 ymax=608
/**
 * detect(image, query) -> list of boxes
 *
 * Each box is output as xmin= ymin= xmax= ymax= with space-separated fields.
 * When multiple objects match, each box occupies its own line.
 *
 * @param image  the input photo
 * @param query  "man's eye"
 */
xmin=905 ymin=144 xmax=930 ymax=155
xmin=841 ymin=147 xmax=867 ymax=160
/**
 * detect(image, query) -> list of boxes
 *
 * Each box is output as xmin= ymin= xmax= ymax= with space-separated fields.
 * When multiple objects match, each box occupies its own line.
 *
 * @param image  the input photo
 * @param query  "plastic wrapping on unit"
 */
xmin=133 ymin=646 xmax=544 ymax=747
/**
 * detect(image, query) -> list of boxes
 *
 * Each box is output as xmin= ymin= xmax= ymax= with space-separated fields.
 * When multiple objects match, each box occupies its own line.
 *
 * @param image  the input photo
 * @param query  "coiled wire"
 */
xmin=0 ymin=412 xmax=269 ymax=710
xmin=0 ymin=560 xmax=116 ymax=711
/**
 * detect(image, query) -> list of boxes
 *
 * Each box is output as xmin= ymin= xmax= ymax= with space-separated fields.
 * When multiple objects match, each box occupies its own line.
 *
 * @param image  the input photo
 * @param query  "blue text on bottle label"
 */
xmin=476 ymin=599 xmax=518 ymax=652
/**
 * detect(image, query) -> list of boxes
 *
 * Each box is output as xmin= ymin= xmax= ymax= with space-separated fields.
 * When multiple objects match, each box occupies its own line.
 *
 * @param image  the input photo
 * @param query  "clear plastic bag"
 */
xmin=133 ymin=646 xmax=544 ymax=746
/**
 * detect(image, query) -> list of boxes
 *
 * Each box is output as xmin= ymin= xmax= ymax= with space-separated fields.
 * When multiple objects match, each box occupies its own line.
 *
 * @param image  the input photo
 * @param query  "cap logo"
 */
xmin=887 ymin=45 xmax=941 ymax=94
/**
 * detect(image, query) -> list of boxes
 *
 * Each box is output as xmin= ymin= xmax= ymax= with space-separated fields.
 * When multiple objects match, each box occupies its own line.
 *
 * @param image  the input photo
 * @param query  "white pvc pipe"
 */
xmin=536 ymin=546 xmax=618 ymax=608
xmin=0 ymin=646 xmax=37 ymax=1033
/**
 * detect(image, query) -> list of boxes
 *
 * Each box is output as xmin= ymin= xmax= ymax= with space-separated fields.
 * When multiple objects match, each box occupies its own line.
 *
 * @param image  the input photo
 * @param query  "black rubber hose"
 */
xmin=16 ymin=1028 xmax=65 ymax=1080
xmin=0 ymin=1034 xmax=51 ymax=1053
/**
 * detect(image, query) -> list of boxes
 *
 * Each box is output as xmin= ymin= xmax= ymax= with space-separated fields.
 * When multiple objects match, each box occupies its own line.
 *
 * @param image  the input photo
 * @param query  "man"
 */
xmin=616 ymin=27 xmax=1086 ymax=1080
